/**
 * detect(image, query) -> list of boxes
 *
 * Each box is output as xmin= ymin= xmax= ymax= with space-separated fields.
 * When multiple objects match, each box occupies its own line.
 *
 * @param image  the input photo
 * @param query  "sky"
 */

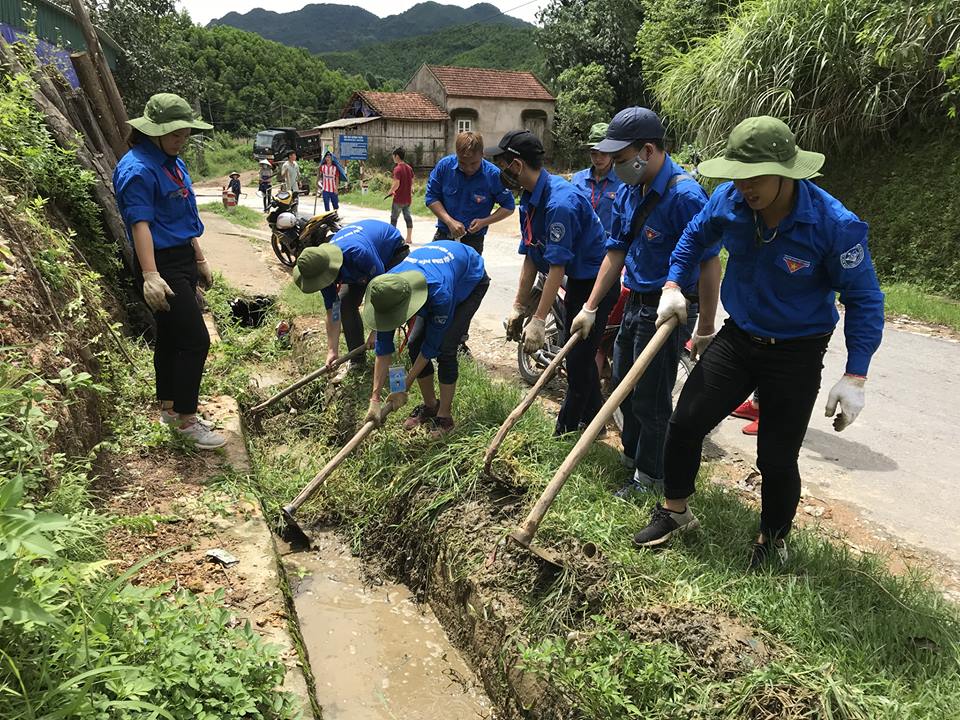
xmin=176 ymin=0 xmax=549 ymax=27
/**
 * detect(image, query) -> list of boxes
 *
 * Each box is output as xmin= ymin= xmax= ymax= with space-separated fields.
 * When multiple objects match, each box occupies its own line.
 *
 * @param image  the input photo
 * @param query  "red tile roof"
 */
xmin=355 ymin=91 xmax=448 ymax=121
xmin=428 ymin=66 xmax=554 ymax=102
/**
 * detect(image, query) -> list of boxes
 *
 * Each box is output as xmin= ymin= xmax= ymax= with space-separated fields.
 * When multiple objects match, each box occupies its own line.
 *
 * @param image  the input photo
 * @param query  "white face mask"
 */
xmin=614 ymin=152 xmax=648 ymax=186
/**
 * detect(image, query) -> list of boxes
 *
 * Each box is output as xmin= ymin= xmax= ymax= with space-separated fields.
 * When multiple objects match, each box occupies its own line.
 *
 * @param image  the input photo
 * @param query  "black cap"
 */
xmin=484 ymin=130 xmax=545 ymax=164
xmin=593 ymin=107 xmax=665 ymax=153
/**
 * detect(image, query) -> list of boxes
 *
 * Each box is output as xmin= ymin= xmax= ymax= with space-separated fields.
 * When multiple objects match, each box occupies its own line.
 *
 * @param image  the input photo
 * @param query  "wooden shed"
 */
xmin=319 ymin=90 xmax=448 ymax=168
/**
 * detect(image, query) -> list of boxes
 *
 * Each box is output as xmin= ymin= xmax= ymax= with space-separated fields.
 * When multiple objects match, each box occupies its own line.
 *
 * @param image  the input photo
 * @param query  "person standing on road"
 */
xmin=569 ymin=107 xmax=721 ymax=495
xmin=226 ymin=171 xmax=241 ymax=206
xmin=389 ymin=146 xmax=415 ymax=245
xmin=425 ymin=131 xmax=515 ymax=255
xmin=280 ymin=150 xmax=300 ymax=201
xmin=320 ymin=151 xmax=341 ymax=211
xmin=258 ymin=159 xmax=274 ymax=212
xmin=362 ymin=241 xmax=489 ymax=438
xmin=292 ymin=219 xmax=409 ymax=377
xmin=113 ymin=92 xmax=225 ymax=450
xmin=571 ymin=123 xmax=622 ymax=234
xmin=632 ymin=116 xmax=885 ymax=570
xmin=489 ymin=130 xmax=619 ymax=435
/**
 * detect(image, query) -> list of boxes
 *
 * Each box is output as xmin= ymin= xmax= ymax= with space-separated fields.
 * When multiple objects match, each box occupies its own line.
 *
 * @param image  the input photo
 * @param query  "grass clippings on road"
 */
xmin=199 ymin=201 xmax=266 ymax=230
xmin=882 ymin=282 xmax=960 ymax=333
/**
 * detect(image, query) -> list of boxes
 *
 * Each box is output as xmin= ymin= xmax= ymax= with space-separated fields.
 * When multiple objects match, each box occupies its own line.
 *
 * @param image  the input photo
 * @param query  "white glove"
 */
xmin=142 ymin=271 xmax=175 ymax=312
xmin=825 ymin=374 xmax=866 ymax=431
xmin=197 ymin=259 xmax=213 ymax=290
xmin=504 ymin=303 xmax=527 ymax=342
xmin=689 ymin=330 xmax=716 ymax=362
xmin=364 ymin=399 xmax=385 ymax=427
xmin=570 ymin=306 xmax=597 ymax=340
xmin=522 ymin=317 xmax=546 ymax=353
xmin=655 ymin=285 xmax=687 ymax=328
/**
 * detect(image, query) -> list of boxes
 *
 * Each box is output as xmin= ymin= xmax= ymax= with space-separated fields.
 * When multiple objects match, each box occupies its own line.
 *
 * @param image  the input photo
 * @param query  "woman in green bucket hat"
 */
xmin=632 ymin=116 xmax=885 ymax=569
xmin=113 ymin=93 xmax=225 ymax=450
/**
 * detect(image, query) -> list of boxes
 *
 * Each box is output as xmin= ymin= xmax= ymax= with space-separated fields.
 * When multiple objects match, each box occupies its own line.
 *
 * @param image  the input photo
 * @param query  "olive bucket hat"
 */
xmin=697 ymin=116 xmax=824 ymax=180
xmin=128 ymin=93 xmax=213 ymax=136
xmin=293 ymin=245 xmax=343 ymax=294
xmin=361 ymin=271 xmax=429 ymax=332
xmin=586 ymin=122 xmax=609 ymax=149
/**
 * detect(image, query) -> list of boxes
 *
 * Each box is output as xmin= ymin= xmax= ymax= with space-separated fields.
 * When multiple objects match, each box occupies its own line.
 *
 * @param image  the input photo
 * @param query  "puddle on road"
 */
xmin=286 ymin=530 xmax=493 ymax=720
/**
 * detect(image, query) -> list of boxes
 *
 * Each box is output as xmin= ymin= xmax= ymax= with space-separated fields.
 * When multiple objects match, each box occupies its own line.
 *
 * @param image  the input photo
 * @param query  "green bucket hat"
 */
xmin=293 ymin=245 xmax=343 ymax=294
xmin=698 ymin=116 xmax=824 ymax=180
xmin=128 ymin=93 xmax=213 ymax=136
xmin=361 ymin=271 xmax=429 ymax=331
xmin=586 ymin=122 xmax=609 ymax=148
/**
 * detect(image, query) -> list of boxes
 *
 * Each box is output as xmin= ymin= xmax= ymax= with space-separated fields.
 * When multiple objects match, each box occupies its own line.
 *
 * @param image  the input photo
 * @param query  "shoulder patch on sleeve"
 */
xmin=840 ymin=243 xmax=864 ymax=269
xmin=549 ymin=222 xmax=565 ymax=243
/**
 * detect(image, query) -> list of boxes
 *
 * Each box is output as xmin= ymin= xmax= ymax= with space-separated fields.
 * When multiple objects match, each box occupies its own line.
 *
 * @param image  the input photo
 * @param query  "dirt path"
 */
xmin=199 ymin=211 xmax=289 ymax=296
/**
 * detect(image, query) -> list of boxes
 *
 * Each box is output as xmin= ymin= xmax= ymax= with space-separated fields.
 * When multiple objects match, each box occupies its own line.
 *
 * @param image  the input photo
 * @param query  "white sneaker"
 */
xmin=176 ymin=420 xmax=227 ymax=450
xmin=160 ymin=410 xmax=215 ymax=429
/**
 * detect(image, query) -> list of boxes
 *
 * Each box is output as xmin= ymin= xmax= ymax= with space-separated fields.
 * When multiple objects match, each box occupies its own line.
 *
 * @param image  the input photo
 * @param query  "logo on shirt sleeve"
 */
xmin=643 ymin=226 xmax=661 ymax=241
xmin=840 ymin=243 xmax=864 ymax=269
xmin=549 ymin=222 xmax=565 ymax=244
xmin=783 ymin=255 xmax=812 ymax=273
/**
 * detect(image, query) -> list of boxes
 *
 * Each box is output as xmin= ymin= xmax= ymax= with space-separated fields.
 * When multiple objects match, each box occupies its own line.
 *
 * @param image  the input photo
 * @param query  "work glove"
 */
xmin=655 ymin=285 xmax=687 ymax=328
xmin=197 ymin=259 xmax=213 ymax=290
xmin=385 ymin=391 xmax=408 ymax=413
xmin=364 ymin=398 xmax=386 ymax=427
xmin=142 ymin=271 xmax=175 ymax=313
xmin=503 ymin=303 xmax=527 ymax=342
xmin=825 ymin=374 xmax=866 ymax=432
xmin=325 ymin=347 xmax=339 ymax=369
xmin=689 ymin=330 xmax=716 ymax=362
xmin=570 ymin=306 xmax=597 ymax=340
xmin=522 ymin=317 xmax=546 ymax=353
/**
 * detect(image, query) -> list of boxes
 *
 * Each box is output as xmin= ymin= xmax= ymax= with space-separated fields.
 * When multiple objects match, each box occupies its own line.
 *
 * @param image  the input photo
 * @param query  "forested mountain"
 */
xmin=209 ymin=1 xmax=529 ymax=54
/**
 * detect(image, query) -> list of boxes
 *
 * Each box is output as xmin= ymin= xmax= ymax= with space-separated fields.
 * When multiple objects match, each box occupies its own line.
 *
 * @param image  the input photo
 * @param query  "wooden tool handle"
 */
xmin=510 ymin=318 xmax=678 ymax=548
xmin=484 ymin=334 xmax=580 ymax=470
xmin=250 ymin=344 xmax=367 ymax=413
xmin=288 ymin=420 xmax=377 ymax=512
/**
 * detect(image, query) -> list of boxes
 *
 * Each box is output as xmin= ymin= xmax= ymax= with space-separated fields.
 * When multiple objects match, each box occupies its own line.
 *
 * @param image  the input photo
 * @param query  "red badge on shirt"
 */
xmin=783 ymin=255 xmax=811 ymax=273
xmin=643 ymin=226 xmax=660 ymax=241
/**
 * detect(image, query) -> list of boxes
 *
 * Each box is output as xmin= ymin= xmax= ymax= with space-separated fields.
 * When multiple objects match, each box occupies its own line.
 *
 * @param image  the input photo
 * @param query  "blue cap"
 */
xmin=593 ymin=107 xmax=665 ymax=153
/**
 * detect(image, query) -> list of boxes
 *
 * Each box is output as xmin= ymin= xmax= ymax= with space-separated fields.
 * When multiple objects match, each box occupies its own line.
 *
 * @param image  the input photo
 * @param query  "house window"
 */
xmin=457 ymin=118 xmax=472 ymax=133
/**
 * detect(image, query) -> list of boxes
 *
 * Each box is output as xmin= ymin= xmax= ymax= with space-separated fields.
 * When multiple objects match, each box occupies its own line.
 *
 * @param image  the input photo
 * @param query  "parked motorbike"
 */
xmin=265 ymin=190 xmax=341 ymax=267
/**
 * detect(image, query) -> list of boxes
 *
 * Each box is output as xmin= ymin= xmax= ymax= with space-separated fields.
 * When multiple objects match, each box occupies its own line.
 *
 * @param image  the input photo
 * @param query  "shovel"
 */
xmin=484 ymin=334 xmax=579 ymax=473
xmin=507 ymin=318 xmax=679 ymax=565
xmin=249 ymin=345 xmax=367 ymax=416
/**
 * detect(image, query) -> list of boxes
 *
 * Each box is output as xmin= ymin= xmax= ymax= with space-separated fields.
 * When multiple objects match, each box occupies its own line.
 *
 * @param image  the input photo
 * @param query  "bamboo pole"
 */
xmin=67 ymin=89 xmax=118 ymax=167
xmin=70 ymin=51 xmax=125 ymax=160
xmin=68 ymin=0 xmax=128 ymax=132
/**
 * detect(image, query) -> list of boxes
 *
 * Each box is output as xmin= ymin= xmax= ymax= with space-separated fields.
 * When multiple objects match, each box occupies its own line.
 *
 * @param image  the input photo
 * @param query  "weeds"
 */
xmin=198 ymin=201 xmax=266 ymax=230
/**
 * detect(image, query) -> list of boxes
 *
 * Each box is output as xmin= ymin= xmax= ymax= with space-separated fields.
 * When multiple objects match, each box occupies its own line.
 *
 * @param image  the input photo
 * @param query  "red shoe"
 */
xmin=742 ymin=419 xmax=759 ymax=436
xmin=731 ymin=400 xmax=759 ymax=421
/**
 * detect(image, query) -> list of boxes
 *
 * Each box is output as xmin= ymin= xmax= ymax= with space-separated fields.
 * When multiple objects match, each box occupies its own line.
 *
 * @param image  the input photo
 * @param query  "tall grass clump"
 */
xmin=654 ymin=0 xmax=960 ymax=153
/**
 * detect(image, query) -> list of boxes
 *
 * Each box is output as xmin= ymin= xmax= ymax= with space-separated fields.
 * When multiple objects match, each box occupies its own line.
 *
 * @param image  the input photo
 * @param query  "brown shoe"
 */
xmin=427 ymin=415 xmax=455 ymax=438
xmin=403 ymin=402 xmax=438 ymax=430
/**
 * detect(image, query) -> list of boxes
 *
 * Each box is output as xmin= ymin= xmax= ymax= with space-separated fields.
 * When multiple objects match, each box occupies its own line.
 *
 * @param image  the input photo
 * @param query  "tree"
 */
xmin=552 ymin=63 xmax=615 ymax=168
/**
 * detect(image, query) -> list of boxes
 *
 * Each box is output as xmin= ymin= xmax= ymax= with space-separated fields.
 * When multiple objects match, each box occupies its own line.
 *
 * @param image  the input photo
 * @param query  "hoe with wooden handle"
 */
xmin=483 ymin=334 xmax=580 ymax=473
xmin=507 ymin=318 xmax=679 ymax=565
xmin=249 ymin=345 xmax=367 ymax=416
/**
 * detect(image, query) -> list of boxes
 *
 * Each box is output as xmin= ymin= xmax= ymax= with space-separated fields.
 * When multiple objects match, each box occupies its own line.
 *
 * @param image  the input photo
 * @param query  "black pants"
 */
xmin=432 ymin=228 xmax=484 ymax=256
xmin=137 ymin=244 xmax=210 ymax=415
xmin=407 ymin=275 xmax=489 ymax=385
xmin=664 ymin=319 xmax=830 ymax=539
xmin=556 ymin=276 xmax=621 ymax=434
xmin=339 ymin=245 xmax=411 ymax=363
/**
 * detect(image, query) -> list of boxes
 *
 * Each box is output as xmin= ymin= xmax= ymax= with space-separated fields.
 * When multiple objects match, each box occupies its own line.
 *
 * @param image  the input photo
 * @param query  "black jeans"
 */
xmin=407 ymin=275 xmax=489 ymax=384
xmin=556 ymin=277 xmax=621 ymax=434
xmin=340 ymin=245 xmax=411 ymax=363
xmin=664 ymin=319 xmax=831 ymax=539
xmin=432 ymin=228 xmax=484 ymax=255
xmin=137 ymin=244 xmax=210 ymax=415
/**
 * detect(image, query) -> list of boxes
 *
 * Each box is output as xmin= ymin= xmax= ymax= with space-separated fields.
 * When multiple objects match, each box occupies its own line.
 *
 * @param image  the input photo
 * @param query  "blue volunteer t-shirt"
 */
xmin=518 ymin=169 xmax=606 ymax=280
xmin=424 ymin=155 xmax=515 ymax=236
xmin=668 ymin=180 xmax=884 ymax=375
xmin=606 ymin=155 xmax=713 ymax=294
xmin=571 ymin=166 xmax=622 ymax=234
xmin=113 ymin=140 xmax=204 ymax=249
xmin=319 ymin=220 xmax=404 ymax=309
xmin=375 ymin=241 xmax=486 ymax=360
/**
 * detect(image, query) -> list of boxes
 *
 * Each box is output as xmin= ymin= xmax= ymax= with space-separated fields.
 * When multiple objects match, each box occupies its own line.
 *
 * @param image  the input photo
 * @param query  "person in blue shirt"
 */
xmin=570 ymin=107 xmax=721 ymax=495
xmin=634 ymin=116 xmax=885 ymax=570
xmin=487 ymin=130 xmax=620 ymax=435
xmin=113 ymin=93 xmax=225 ymax=450
xmin=571 ymin=123 xmax=622 ymax=234
xmin=361 ymin=241 xmax=489 ymax=437
xmin=291 ymin=219 xmax=409 ymax=373
xmin=425 ymin=131 xmax=516 ymax=255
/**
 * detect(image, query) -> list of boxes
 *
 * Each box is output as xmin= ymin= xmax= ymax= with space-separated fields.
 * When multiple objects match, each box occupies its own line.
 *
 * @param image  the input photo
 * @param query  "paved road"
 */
xmin=214 ymin=191 xmax=960 ymax=564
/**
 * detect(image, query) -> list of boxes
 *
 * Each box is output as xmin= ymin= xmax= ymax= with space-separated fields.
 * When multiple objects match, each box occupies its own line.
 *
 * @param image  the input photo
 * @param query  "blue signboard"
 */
xmin=339 ymin=135 xmax=369 ymax=161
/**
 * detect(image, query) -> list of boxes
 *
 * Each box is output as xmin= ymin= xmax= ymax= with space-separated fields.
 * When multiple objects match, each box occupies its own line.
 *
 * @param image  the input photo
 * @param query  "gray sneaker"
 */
xmin=633 ymin=502 xmax=700 ymax=547
xmin=176 ymin=420 xmax=227 ymax=450
xmin=614 ymin=469 xmax=663 ymax=498
xmin=748 ymin=538 xmax=788 ymax=570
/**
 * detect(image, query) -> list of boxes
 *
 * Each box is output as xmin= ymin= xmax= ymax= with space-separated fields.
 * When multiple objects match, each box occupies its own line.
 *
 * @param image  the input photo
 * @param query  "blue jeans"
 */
xmin=322 ymin=190 xmax=339 ymax=211
xmin=613 ymin=296 xmax=698 ymax=480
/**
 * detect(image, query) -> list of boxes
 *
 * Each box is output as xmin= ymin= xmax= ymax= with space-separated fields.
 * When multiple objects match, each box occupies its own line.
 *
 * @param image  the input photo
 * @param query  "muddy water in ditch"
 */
xmin=286 ymin=530 xmax=493 ymax=720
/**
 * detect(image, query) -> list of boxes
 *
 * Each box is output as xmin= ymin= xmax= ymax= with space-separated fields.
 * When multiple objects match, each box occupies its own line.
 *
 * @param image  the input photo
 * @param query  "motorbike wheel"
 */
xmin=672 ymin=349 xmax=694 ymax=399
xmin=517 ymin=299 xmax=566 ymax=386
xmin=271 ymin=231 xmax=298 ymax=267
